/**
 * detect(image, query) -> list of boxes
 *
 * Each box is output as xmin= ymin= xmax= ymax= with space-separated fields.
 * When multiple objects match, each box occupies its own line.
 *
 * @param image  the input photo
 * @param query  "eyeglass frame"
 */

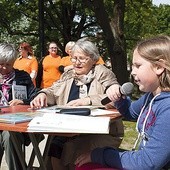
xmin=49 ymin=47 xmax=57 ymax=49
xmin=70 ymin=56 xmax=91 ymax=64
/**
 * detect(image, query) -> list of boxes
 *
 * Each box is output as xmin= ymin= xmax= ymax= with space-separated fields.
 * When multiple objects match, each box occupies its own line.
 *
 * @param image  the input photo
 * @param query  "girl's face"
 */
xmin=71 ymin=48 xmax=96 ymax=75
xmin=131 ymin=49 xmax=164 ymax=95
xmin=0 ymin=61 xmax=14 ymax=75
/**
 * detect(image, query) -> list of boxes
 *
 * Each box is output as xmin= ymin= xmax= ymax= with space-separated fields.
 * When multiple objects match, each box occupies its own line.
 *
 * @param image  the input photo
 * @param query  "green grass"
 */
xmin=120 ymin=120 xmax=138 ymax=150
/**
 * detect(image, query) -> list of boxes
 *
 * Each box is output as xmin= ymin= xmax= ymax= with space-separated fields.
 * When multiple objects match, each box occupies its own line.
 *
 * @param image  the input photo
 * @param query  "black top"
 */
xmin=0 ymin=69 xmax=39 ymax=105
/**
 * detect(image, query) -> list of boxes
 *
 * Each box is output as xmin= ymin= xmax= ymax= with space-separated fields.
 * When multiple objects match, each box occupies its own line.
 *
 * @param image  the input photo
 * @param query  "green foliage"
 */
xmin=0 ymin=0 xmax=169 ymax=63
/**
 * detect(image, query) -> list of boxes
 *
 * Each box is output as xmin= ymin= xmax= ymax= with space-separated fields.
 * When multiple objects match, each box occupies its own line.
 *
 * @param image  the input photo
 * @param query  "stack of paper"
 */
xmin=27 ymin=113 xmax=110 ymax=134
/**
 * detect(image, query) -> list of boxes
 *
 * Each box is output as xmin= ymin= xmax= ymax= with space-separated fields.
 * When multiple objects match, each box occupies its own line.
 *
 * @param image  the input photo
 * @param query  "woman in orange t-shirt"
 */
xmin=13 ymin=42 xmax=38 ymax=86
xmin=41 ymin=42 xmax=61 ymax=88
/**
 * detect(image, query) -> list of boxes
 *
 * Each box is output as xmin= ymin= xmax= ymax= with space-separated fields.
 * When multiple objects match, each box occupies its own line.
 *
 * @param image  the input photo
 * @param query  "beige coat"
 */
xmin=41 ymin=64 xmax=118 ymax=106
xmin=41 ymin=64 xmax=124 ymax=166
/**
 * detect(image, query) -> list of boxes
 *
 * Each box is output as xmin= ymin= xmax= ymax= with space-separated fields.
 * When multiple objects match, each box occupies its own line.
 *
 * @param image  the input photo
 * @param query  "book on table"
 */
xmin=0 ymin=112 xmax=40 ymax=124
xmin=36 ymin=105 xmax=103 ymax=113
xmin=12 ymin=84 xmax=27 ymax=100
xmin=27 ymin=113 xmax=111 ymax=134
xmin=36 ymin=105 xmax=118 ymax=116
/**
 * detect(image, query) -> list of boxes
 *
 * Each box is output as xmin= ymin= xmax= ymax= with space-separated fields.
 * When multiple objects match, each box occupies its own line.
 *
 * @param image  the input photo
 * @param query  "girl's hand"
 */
xmin=75 ymin=152 xmax=92 ymax=167
xmin=106 ymin=84 xmax=121 ymax=102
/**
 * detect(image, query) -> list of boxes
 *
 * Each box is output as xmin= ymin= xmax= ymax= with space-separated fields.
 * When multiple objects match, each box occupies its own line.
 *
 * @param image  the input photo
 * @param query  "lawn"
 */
xmin=119 ymin=120 xmax=138 ymax=150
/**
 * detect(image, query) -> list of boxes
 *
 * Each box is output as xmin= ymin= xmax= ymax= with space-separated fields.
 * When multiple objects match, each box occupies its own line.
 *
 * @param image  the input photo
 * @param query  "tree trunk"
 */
xmin=83 ymin=0 xmax=128 ymax=84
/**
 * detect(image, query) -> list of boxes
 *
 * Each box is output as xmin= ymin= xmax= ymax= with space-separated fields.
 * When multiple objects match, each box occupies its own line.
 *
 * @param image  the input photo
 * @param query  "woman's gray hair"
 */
xmin=0 ymin=43 xmax=18 ymax=63
xmin=71 ymin=39 xmax=100 ymax=61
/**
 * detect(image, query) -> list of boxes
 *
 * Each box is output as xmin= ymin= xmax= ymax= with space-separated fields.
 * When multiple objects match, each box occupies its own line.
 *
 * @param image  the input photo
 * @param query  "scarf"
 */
xmin=1 ymin=71 xmax=15 ymax=101
xmin=74 ymin=68 xmax=95 ymax=98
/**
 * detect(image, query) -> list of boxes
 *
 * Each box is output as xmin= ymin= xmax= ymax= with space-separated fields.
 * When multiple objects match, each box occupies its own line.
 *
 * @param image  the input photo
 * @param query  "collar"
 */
xmin=18 ymin=55 xmax=33 ymax=60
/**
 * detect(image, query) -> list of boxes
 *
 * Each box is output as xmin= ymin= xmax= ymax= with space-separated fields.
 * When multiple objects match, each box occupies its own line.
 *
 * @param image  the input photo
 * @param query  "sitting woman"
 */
xmin=0 ymin=43 xmax=39 ymax=170
xmin=30 ymin=39 xmax=124 ymax=170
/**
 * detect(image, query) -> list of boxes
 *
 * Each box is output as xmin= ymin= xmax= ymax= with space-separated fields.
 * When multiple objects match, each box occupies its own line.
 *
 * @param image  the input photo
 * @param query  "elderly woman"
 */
xmin=30 ymin=39 xmax=124 ymax=170
xmin=0 ymin=43 xmax=39 ymax=170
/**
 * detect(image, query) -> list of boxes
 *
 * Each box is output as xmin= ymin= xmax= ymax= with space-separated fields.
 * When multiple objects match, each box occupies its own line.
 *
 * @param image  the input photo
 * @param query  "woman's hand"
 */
xmin=66 ymin=97 xmax=91 ymax=106
xmin=9 ymin=99 xmax=24 ymax=106
xmin=75 ymin=152 xmax=92 ymax=167
xmin=30 ymin=93 xmax=48 ymax=109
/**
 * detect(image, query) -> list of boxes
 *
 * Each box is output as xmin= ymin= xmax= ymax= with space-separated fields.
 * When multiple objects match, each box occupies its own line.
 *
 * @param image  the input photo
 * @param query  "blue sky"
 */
xmin=153 ymin=0 xmax=170 ymax=5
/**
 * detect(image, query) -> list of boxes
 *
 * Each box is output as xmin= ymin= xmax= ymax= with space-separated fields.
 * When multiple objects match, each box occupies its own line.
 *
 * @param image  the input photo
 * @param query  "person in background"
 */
xmin=13 ymin=42 xmax=38 ymax=86
xmin=41 ymin=41 xmax=61 ymax=88
xmin=30 ymin=39 xmax=124 ymax=170
xmin=59 ymin=41 xmax=75 ymax=73
xmin=0 ymin=43 xmax=39 ymax=170
xmin=75 ymin=35 xmax=170 ymax=170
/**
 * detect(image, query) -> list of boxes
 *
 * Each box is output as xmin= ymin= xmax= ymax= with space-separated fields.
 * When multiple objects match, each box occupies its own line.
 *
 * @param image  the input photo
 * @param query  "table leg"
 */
xmin=9 ymin=132 xmax=27 ymax=170
xmin=28 ymin=133 xmax=47 ymax=170
xmin=43 ymin=135 xmax=54 ymax=165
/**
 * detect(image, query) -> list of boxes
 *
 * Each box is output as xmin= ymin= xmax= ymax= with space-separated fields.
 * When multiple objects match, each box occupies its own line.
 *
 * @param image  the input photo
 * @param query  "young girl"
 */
xmin=75 ymin=35 xmax=170 ymax=170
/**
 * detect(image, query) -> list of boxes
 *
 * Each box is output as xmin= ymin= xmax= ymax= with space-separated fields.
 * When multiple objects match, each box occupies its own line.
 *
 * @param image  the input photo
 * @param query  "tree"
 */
xmin=0 ymin=0 xmax=169 ymax=85
xmin=82 ymin=0 xmax=128 ymax=84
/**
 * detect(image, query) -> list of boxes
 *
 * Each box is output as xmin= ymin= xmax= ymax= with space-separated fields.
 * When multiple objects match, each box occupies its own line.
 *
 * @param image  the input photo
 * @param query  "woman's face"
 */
xmin=18 ymin=47 xmax=28 ymax=57
xmin=48 ymin=43 xmax=58 ymax=55
xmin=71 ymin=48 xmax=96 ymax=75
xmin=0 ymin=61 xmax=14 ymax=75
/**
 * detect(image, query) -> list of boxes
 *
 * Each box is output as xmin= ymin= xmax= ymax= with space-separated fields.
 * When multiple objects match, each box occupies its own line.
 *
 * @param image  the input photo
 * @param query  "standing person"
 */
xmin=0 ymin=43 xmax=39 ymax=170
xmin=41 ymin=42 xmax=61 ymax=88
xmin=59 ymin=41 xmax=75 ymax=73
xmin=75 ymin=35 xmax=170 ymax=170
xmin=30 ymin=39 xmax=124 ymax=170
xmin=13 ymin=42 xmax=38 ymax=86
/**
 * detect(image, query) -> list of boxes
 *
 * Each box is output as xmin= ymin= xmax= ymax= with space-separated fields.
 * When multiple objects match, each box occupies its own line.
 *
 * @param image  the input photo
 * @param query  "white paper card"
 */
xmin=28 ymin=113 xmax=110 ymax=134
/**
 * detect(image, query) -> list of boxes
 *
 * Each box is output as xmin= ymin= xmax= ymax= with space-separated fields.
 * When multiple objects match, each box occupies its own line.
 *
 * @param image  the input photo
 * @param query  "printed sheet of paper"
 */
xmin=28 ymin=113 xmax=110 ymax=134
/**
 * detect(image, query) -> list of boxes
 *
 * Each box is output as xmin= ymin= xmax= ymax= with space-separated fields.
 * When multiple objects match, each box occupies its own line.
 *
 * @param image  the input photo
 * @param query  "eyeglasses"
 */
xmin=70 ymin=57 xmax=90 ymax=64
xmin=49 ymin=47 xmax=57 ymax=49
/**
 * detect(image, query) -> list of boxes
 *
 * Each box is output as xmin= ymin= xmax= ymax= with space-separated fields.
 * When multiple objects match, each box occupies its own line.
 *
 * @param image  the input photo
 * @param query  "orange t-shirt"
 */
xmin=97 ymin=57 xmax=105 ymax=64
xmin=60 ymin=55 xmax=72 ymax=67
xmin=41 ymin=55 xmax=61 ymax=88
xmin=13 ymin=56 xmax=38 ymax=86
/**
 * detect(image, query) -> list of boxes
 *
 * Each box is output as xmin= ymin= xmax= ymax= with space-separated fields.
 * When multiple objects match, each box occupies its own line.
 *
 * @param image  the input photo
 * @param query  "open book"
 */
xmin=27 ymin=113 xmax=110 ymax=134
xmin=36 ymin=105 xmax=118 ymax=116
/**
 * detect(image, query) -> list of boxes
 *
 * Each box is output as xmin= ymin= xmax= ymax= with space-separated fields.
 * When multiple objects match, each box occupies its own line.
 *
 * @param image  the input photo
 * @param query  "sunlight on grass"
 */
xmin=120 ymin=121 xmax=138 ymax=150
